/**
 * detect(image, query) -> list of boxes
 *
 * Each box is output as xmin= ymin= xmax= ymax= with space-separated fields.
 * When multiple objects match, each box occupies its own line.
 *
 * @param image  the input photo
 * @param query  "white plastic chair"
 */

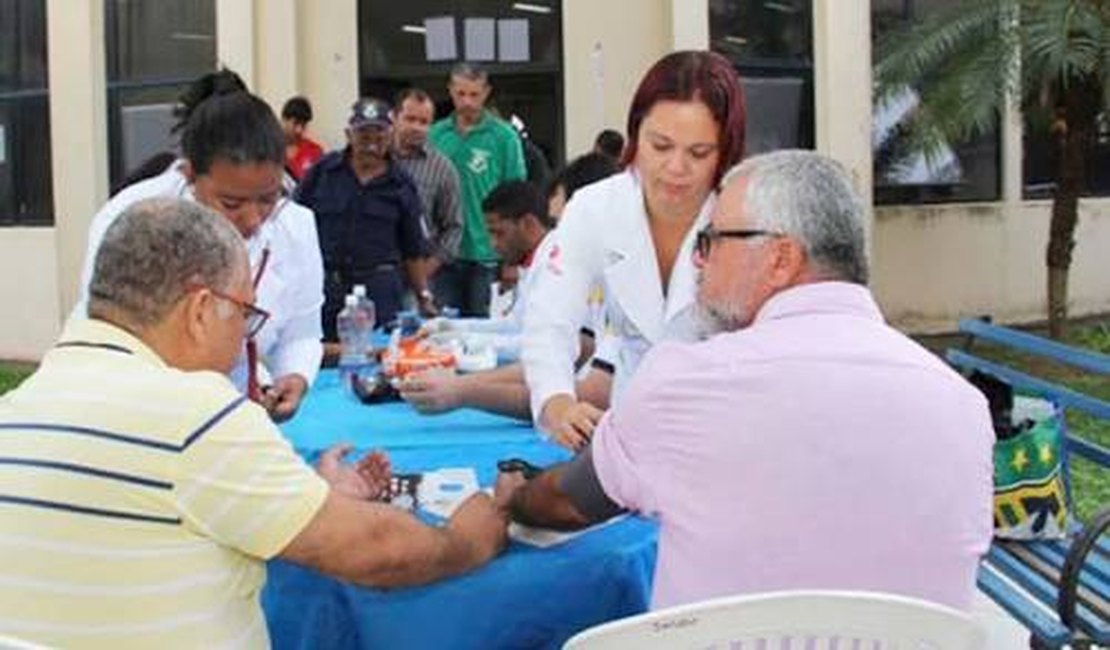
xmin=0 ymin=635 xmax=50 ymax=650
xmin=563 ymin=590 xmax=986 ymax=649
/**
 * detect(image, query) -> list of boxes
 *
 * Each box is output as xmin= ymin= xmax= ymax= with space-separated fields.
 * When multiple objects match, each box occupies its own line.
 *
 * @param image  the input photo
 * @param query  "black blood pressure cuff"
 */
xmin=579 ymin=326 xmax=596 ymax=339
xmin=557 ymin=446 xmax=626 ymax=523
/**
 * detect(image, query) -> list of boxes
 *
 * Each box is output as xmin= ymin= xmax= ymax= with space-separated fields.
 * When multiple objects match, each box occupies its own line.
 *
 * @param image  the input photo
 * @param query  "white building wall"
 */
xmin=0 ymin=231 xmax=61 ymax=360
xmin=873 ymin=200 xmax=1110 ymax=331
xmin=561 ymin=0 xmax=670 ymax=158
xmin=2 ymin=0 xmax=1110 ymax=361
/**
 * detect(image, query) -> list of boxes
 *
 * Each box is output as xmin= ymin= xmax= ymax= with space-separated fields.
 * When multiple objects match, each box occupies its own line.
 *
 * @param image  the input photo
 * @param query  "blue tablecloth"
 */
xmin=263 ymin=370 xmax=658 ymax=649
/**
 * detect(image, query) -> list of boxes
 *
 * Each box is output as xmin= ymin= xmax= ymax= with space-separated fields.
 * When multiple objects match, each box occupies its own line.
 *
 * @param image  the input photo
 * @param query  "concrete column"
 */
xmin=297 ymin=0 xmax=360 ymax=150
xmin=216 ymin=0 xmax=255 ymax=84
xmin=1001 ymin=84 xmax=1024 ymax=205
xmin=813 ymin=0 xmax=873 ymax=240
xmin=46 ymin=0 xmax=109 ymax=318
xmin=255 ymin=0 xmax=300 ymax=115
xmin=562 ymin=0 xmax=669 ymax=157
xmin=670 ymin=0 xmax=709 ymax=51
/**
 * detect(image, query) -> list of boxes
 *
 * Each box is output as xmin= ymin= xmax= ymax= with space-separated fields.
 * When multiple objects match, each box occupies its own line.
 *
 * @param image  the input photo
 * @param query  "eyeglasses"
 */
xmin=694 ymin=224 xmax=784 ymax=259
xmin=187 ymin=284 xmax=271 ymax=338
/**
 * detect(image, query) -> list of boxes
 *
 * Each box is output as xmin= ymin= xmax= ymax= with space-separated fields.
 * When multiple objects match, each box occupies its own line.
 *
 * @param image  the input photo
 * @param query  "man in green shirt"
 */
xmin=429 ymin=63 xmax=527 ymax=316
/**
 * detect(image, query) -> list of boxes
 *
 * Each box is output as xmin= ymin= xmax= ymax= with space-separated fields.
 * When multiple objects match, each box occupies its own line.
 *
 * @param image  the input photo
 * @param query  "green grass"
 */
xmin=951 ymin=320 xmax=1110 ymax=523
xmin=0 ymin=361 xmax=34 ymax=395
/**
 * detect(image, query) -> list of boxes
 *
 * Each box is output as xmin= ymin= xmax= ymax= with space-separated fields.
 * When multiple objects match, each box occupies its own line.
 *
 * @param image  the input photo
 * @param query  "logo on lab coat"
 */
xmin=545 ymin=243 xmax=563 ymax=276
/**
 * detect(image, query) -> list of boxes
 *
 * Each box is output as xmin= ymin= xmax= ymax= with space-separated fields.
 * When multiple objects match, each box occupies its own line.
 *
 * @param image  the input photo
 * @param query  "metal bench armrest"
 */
xmin=1059 ymin=506 xmax=1110 ymax=630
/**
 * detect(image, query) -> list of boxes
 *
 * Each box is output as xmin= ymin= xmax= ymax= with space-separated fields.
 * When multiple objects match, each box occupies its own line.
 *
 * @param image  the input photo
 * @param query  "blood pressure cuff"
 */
xmin=557 ymin=446 xmax=625 ymax=523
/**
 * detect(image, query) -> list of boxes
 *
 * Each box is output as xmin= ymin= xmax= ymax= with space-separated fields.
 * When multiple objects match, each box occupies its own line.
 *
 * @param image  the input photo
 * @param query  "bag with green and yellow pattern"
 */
xmin=993 ymin=397 xmax=1071 ymax=540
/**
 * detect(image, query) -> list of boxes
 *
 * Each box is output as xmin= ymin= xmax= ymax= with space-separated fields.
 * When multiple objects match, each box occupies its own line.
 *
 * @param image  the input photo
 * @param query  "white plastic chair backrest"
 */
xmin=563 ymin=590 xmax=986 ymax=650
xmin=0 ymin=635 xmax=50 ymax=650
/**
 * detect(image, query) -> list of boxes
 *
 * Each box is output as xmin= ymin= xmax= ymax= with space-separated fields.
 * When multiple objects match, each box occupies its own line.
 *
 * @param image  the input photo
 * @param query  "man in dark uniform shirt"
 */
xmin=296 ymin=98 xmax=435 ymax=340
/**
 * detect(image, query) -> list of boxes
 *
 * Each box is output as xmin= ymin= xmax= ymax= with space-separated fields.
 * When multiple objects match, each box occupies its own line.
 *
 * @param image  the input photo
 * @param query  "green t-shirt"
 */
xmin=429 ymin=111 xmax=527 ymax=262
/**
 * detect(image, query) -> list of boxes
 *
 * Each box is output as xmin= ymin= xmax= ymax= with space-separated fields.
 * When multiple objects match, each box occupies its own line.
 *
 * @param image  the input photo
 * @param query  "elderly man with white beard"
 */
xmin=494 ymin=150 xmax=995 ymax=612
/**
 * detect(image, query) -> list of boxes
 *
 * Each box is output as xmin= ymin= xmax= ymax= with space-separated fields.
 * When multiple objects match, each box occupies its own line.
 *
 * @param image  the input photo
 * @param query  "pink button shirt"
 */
xmin=591 ymin=282 xmax=994 ymax=611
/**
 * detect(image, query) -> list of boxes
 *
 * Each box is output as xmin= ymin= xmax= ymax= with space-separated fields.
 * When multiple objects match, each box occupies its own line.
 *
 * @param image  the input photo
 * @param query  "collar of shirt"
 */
xmin=752 ymin=282 xmax=883 ymax=326
xmin=55 ymin=318 xmax=168 ymax=369
xmin=453 ymin=110 xmax=496 ymax=137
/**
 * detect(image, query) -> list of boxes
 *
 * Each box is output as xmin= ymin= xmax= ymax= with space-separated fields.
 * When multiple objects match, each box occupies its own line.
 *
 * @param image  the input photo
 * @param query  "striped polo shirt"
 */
xmin=393 ymin=143 xmax=463 ymax=264
xmin=0 ymin=319 xmax=328 ymax=648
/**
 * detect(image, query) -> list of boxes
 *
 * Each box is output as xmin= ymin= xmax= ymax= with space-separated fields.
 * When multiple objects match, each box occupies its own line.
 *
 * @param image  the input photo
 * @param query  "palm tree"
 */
xmin=874 ymin=0 xmax=1108 ymax=339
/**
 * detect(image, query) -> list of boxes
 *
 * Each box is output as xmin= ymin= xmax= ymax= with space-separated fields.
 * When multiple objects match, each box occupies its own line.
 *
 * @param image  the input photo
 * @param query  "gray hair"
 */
xmin=450 ymin=62 xmax=489 ymax=84
xmin=88 ymin=198 xmax=246 ymax=328
xmin=722 ymin=150 xmax=869 ymax=284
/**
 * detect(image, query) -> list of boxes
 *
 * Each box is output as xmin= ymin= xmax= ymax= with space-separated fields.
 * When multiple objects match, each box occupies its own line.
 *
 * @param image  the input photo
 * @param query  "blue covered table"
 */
xmin=262 ymin=370 xmax=658 ymax=649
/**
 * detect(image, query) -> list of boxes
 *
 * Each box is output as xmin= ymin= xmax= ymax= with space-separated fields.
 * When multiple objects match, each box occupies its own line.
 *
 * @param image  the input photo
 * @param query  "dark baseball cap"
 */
xmin=349 ymin=98 xmax=392 ymax=128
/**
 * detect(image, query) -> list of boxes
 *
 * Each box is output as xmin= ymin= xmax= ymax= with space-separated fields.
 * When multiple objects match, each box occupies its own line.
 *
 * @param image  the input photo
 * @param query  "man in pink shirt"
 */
xmin=495 ymin=150 xmax=994 ymax=611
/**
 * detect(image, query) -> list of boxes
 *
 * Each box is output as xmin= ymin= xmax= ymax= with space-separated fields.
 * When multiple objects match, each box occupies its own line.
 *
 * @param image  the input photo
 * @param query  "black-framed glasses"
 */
xmin=188 ymin=284 xmax=271 ymax=338
xmin=694 ymin=224 xmax=784 ymax=258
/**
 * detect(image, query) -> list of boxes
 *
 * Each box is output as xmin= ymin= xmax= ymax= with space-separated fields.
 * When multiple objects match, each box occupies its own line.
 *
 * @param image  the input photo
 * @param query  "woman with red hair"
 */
xmin=522 ymin=50 xmax=747 ymax=449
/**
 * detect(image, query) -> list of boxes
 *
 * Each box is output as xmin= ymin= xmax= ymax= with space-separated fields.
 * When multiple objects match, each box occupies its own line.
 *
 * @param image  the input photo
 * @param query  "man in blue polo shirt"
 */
xmin=296 ymin=98 xmax=435 ymax=340
xmin=429 ymin=63 xmax=527 ymax=317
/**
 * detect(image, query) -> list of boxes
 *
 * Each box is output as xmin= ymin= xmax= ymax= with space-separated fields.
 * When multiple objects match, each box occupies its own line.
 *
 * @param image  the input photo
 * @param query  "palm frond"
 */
xmin=875 ymin=0 xmax=1015 ymax=101
xmin=1022 ymin=0 xmax=1105 ymax=87
xmin=875 ymin=0 xmax=1110 ymax=164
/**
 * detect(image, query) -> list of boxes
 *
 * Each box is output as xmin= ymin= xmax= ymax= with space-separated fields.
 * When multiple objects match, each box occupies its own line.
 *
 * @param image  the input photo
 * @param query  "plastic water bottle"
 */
xmin=351 ymin=284 xmax=377 ymax=348
xmin=336 ymin=294 xmax=371 ymax=395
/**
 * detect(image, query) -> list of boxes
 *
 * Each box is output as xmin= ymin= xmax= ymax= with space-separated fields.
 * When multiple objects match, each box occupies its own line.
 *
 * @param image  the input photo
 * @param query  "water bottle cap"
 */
xmin=345 ymin=294 xmax=359 ymax=307
xmin=353 ymin=285 xmax=367 ymax=297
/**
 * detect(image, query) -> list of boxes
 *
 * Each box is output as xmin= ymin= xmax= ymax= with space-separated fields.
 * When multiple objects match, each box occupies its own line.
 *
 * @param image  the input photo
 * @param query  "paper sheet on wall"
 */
xmin=464 ymin=18 xmax=495 ymax=61
xmin=424 ymin=16 xmax=457 ymax=61
xmin=0 ymin=125 xmax=6 ymax=165
xmin=498 ymin=19 xmax=529 ymax=62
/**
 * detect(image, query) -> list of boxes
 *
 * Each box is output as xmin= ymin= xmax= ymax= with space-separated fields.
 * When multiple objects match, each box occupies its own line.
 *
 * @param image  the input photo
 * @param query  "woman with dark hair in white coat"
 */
xmin=523 ymin=50 xmax=748 ymax=449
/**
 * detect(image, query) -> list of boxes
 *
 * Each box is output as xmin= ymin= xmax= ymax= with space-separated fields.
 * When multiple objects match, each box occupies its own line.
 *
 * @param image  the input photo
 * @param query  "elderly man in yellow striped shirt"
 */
xmin=0 ymin=198 xmax=507 ymax=648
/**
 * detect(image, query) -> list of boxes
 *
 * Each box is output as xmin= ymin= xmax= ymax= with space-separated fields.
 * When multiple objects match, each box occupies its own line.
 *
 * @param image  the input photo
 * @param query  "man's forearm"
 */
xmin=361 ymin=522 xmax=484 ymax=588
xmin=509 ymin=466 xmax=592 ymax=531
xmin=456 ymin=372 xmax=531 ymax=420
xmin=296 ymin=496 xmax=488 ymax=589
xmin=424 ymin=255 xmax=443 ymax=280
xmin=403 ymin=259 xmax=429 ymax=293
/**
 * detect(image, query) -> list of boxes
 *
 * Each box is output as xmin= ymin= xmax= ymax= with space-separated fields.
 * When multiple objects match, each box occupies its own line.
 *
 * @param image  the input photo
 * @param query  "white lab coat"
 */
xmin=72 ymin=162 xmax=325 ymax=389
xmin=507 ymin=231 xmax=556 ymax=331
xmin=522 ymin=170 xmax=712 ymax=421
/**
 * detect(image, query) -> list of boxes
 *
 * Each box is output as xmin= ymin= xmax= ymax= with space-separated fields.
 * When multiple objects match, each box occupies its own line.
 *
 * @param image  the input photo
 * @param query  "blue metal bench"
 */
xmin=946 ymin=318 xmax=1110 ymax=648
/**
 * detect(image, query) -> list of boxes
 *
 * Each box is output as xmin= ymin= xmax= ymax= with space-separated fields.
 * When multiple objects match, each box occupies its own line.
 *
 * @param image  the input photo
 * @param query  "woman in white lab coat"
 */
xmin=522 ymin=51 xmax=748 ymax=449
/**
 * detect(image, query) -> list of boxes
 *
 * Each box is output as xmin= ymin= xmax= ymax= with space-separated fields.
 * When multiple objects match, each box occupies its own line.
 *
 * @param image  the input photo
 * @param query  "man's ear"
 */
xmin=180 ymin=160 xmax=196 ymax=184
xmin=769 ymin=237 xmax=807 ymax=287
xmin=180 ymin=289 xmax=212 ymax=344
xmin=523 ymin=212 xmax=545 ymax=234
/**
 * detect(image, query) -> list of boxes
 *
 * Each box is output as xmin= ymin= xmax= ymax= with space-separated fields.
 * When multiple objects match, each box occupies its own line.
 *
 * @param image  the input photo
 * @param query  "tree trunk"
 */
xmin=1047 ymin=76 xmax=1100 ymax=339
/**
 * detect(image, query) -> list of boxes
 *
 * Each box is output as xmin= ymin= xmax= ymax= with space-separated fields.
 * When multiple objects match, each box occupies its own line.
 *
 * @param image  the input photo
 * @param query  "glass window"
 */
xmin=710 ymin=0 xmax=814 ymax=155
xmin=872 ymin=0 xmax=1001 ymax=205
xmin=358 ymin=0 xmax=564 ymax=167
xmin=0 ymin=0 xmax=52 ymax=225
xmin=1023 ymin=100 xmax=1110 ymax=199
xmin=104 ymin=0 xmax=216 ymax=190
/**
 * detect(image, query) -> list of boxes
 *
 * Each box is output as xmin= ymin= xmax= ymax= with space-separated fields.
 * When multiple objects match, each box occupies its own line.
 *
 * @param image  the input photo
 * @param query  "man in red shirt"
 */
xmin=282 ymin=96 xmax=324 ymax=181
